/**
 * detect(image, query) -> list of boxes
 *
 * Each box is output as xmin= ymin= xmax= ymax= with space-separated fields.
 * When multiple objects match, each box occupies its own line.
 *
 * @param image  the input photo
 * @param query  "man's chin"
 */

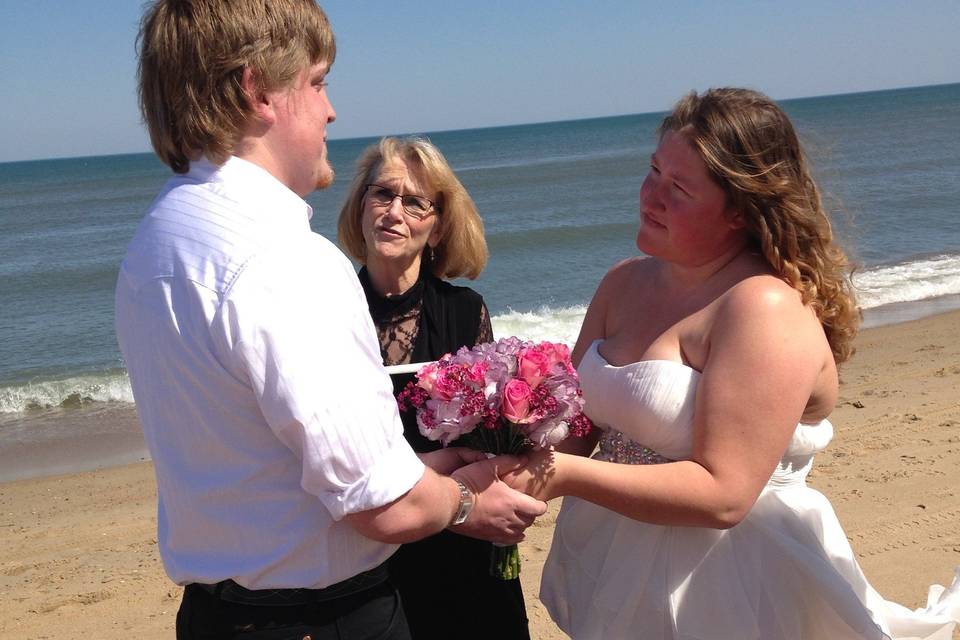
xmin=315 ymin=165 xmax=335 ymax=191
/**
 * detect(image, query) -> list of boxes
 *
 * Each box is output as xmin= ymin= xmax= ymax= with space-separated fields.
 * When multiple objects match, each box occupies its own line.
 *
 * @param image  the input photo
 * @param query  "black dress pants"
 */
xmin=176 ymin=579 xmax=411 ymax=640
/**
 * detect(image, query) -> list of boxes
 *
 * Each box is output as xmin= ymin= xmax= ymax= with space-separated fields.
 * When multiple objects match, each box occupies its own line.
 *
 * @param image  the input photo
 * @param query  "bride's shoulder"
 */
xmin=719 ymin=274 xmax=821 ymax=337
xmin=602 ymin=256 xmax=657 ymax=288
xmin=582 ymin=257 xmax=656 ymax=327
xmin=726 ymin=273 xmax=802 ymax=306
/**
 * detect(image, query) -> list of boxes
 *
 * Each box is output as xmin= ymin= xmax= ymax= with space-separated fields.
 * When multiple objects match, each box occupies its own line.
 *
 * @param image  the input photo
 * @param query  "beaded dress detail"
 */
xmin=540 ymin=340 xmax=960 ymax=640
xmin=594 ymin=430 xmax=672 ymax=465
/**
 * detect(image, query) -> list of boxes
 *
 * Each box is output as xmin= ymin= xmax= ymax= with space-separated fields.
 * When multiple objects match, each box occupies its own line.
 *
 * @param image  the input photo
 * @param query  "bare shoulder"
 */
xmin=723 ymin=274 xmax=805 ymax=315
xmin=599 ymin=256 xmax=656 ymax=295
xmin=591 ymin=256 xmax=658 ymax=318
xmin=707 ymin=274 xmax=838 ymax=421
xmin=715 ymin=274 xmax=827 ymax=357
xmin=572 ymin=256 xmax=656 ymax=364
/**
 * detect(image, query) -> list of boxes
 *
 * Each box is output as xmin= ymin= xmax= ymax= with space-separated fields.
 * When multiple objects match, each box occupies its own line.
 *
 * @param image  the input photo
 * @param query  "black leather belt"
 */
xmin=193 ymin=562 xmax=389 ymax=607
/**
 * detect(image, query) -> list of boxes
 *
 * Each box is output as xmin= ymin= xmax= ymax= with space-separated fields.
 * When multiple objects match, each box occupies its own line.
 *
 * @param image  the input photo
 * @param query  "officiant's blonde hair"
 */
xmin=338 ymin=137 xmax=489 ymax=280
xmin=660 ymin=88 xmax=860 ymax=364
xmin=137 ymin=0 xmax=335 ymax=173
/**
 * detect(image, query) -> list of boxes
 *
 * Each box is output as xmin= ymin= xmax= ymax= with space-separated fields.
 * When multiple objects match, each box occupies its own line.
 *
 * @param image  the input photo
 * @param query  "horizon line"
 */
xmin=3 ymin=80 xmax=957 ymax=166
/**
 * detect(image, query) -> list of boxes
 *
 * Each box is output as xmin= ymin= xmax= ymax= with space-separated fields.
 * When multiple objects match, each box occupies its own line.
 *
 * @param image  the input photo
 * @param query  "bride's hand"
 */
xmin=499 ymin=448 xmax=562 ymax=502
xmin=418 ymin=447 xmax=487 ymax=475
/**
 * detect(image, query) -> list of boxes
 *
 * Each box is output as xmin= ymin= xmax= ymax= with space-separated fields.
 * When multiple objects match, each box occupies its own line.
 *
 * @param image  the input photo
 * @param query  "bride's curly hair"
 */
xmin=660 ymin=88 xmax=860 ymax=364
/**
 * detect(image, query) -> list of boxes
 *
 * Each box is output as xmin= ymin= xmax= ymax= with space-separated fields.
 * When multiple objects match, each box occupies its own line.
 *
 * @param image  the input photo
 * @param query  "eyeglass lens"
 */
xmin=366 ymin=184 xmax=434 ymax=219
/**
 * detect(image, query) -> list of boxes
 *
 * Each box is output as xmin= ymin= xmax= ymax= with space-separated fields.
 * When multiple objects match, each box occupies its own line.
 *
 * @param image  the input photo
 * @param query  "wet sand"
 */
xmin=2 ymin=311 xmax=959 ymax=639
xmin=0 ymin=403 xmax=146 ymax=483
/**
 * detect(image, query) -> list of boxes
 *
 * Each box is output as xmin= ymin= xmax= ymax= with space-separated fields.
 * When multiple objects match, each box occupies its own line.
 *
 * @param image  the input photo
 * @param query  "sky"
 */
xmin=1 ymin=1 xmax=958 ymax=163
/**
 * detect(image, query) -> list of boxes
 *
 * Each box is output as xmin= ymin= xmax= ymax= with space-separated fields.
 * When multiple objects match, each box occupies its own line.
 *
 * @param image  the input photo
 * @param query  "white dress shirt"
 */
xmin=115 ymin=156 xmax=425 ymax=589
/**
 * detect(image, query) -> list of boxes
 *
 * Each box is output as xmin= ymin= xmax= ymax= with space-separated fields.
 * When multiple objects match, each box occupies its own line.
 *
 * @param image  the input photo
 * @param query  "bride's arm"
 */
xmin=506 ymin=278 xmax=831 ymax=529
xmin=555 ymin=260 xmax=624 ymax=458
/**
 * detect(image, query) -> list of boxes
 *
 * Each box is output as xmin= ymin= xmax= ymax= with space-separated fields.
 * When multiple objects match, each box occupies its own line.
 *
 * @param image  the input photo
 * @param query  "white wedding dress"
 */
xmin=541 ymin=340 xmax=960 ymax=640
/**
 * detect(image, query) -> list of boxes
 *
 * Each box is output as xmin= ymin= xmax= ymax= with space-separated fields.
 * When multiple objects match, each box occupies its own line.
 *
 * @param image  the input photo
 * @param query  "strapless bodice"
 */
xmin=579 ymin=340 xmax=833 ymax=485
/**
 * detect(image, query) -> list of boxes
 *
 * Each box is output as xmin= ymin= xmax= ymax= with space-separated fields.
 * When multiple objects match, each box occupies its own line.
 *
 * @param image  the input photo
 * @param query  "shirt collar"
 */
xmin=190 ymin=156 xmax=315 ymax=230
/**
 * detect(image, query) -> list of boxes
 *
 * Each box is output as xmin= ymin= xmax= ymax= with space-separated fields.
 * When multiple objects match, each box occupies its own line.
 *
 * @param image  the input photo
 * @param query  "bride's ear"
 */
xmin=726 ymin=206 xmax=746 ymax=230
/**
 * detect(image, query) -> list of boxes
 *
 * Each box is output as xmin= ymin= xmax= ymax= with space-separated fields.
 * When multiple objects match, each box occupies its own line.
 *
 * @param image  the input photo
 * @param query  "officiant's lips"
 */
xmin=375 ymin=225 xmax=406 ymax=239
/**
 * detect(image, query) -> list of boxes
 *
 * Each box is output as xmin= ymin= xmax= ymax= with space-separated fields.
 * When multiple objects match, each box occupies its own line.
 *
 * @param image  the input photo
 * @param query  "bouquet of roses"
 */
xmin=398 ymin=337 xmax=592 ymax=579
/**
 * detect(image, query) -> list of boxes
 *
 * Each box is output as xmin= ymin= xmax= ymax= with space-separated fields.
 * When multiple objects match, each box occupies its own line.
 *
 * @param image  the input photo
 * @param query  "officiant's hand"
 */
xmin=451 ymin=455 xmax=547 ymax=544
xmin=418 ymin=447 xmax=487 ymax=476
xmin=500 ymin=448 xmax=562 ymax=502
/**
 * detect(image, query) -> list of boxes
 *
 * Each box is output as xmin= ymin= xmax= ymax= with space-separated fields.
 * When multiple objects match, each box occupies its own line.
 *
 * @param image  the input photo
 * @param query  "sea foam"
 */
xmin=0 ymin=372 xmax=134 ymax=414
xmin=854 ymin=254 xmax=960 ymax=309
xmin=491 ymin=305 xmax=587 ymax=345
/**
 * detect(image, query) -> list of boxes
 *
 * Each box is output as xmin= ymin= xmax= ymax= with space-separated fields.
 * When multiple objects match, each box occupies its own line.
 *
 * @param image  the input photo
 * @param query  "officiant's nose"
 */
xmin=384 ymin=196 xmax=406 ymax=219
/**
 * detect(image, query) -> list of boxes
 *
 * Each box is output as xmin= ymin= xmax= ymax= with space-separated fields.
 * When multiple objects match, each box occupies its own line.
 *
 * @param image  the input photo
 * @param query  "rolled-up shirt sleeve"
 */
xmin=224 ymin=237 xmax=425 ymax=520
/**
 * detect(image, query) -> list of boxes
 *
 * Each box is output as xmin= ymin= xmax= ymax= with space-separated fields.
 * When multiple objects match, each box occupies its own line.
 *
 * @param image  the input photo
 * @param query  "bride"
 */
xmin=504 ymin=88 xmax=960 ymax=639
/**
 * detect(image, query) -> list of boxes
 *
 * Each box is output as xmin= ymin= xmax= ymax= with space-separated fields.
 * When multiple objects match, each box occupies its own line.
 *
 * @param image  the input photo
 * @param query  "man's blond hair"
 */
xmin=137 ymin=0 xmax=335 ymax=173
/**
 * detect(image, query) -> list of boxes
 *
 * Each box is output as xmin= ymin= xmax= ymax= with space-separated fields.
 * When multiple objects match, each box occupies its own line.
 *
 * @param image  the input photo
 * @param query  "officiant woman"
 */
xmin=337 ymin=136 xmax=530 ymax=640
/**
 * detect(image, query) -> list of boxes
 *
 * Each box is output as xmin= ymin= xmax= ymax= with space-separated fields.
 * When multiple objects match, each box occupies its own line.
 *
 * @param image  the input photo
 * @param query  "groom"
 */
xmin=116 ymin=1 xmax=546 ymax=638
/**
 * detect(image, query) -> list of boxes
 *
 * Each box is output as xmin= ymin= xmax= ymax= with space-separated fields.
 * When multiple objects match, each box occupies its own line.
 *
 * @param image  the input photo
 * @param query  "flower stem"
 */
xmin=490 ymin=543 xmax=521 ymax=580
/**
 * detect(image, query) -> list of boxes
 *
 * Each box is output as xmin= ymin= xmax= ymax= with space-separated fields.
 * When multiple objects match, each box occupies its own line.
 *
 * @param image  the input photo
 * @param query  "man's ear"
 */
xmin=241 ymin=67 xmax=276 ymax=125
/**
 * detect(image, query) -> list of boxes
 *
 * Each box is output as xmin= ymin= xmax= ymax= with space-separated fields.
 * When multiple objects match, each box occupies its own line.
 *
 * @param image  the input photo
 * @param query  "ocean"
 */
xmin=1 ymin=83 xmax=958 ymax=477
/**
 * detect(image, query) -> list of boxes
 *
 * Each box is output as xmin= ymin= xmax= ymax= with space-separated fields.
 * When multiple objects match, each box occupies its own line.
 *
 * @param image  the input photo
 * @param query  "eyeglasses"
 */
xmin=364 ymin=184 xmax=438 ymax=221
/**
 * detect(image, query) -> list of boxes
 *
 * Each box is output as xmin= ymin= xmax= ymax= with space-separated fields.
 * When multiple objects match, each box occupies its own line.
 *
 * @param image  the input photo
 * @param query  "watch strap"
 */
xmin=450 ymin=478 xmax=474 ymax=526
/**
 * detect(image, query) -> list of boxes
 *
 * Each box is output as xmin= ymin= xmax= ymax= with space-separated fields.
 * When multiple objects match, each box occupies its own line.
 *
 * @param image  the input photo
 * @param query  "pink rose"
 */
xmin=525 ymin=421 xmax=570 ymax=449
xmin=501 ymin=379 xmax=534 ymax=424
xmin=416 ymin=362 xmax=441 ymax=396
xmin=517 ymin=348 xmax=551 ymax=388
xmin=540 ymin=342 xmax=570 ymax=371
xmin=432 ymin=367 xmax=466 ymax=401
xmin=467 ymin=361 xmax=490 ymax=386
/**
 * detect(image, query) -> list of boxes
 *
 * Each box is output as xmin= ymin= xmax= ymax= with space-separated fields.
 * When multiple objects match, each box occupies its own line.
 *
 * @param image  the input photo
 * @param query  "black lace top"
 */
xmin=358 ymin=265 xmax=493 ymax=451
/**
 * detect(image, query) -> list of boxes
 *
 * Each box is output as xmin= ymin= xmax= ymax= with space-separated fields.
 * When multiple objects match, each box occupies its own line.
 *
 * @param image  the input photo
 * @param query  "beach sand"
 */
xmin=2 ymin=311 xmax=959 ymax=639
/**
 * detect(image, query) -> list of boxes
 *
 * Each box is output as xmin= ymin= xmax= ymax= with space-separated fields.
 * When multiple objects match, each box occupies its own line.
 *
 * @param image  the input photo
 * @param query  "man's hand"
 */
xmin=418 ymin=447 xmax=487 ymax=476
xmin=451 ymin=454 xmax=547 ymax=544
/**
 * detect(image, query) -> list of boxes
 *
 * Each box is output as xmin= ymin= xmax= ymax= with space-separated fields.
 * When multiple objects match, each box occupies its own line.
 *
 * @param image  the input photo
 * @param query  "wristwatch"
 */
xmin=450 ymin=478 xmax=474 ymax=526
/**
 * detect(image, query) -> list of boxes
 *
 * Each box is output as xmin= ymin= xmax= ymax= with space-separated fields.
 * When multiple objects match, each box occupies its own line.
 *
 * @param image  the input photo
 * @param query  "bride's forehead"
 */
xmin=654 ymin=132 xmax=712 ymax=177
xmin=656 ymin=130 xmax=698 ymax=159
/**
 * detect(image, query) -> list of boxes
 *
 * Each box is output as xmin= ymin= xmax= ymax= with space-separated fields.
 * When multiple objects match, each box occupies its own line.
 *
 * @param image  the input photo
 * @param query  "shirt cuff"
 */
xmin=319 ymin=444 xmax=426 ymax=521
